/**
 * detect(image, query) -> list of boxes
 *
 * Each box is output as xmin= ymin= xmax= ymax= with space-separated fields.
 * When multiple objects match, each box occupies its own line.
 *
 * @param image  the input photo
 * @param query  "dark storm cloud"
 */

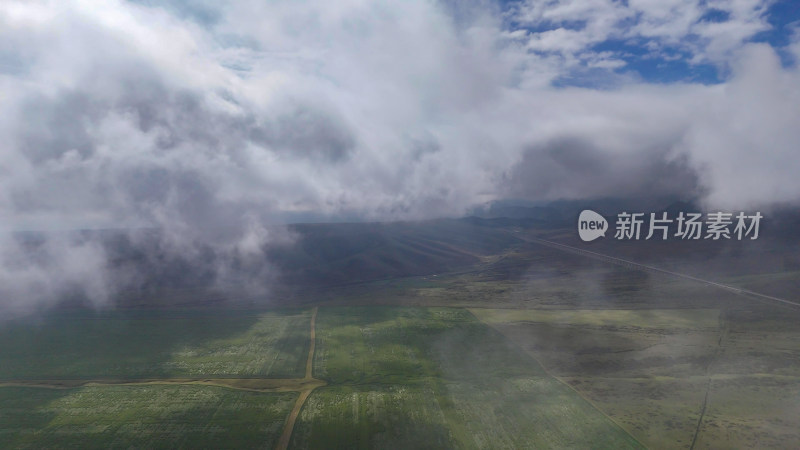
xmin=503 ymin=137 xmax=705 ymax=201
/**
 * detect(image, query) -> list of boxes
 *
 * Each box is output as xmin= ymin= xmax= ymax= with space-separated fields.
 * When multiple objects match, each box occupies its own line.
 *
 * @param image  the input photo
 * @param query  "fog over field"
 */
xmin=1 ymin=0 xmax=799 ymax=316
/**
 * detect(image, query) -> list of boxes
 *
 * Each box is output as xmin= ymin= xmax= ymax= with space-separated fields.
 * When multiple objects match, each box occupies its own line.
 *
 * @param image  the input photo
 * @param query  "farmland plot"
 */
xmin=0 ymin=309 xmax=310 ymax=379
xmin=300 ymin=306 xmax=643 ymax=449
xmin=289 ymin=384 xmax=456 ymax=449
xmin=0 ymin=385 xmax=296 ymax=449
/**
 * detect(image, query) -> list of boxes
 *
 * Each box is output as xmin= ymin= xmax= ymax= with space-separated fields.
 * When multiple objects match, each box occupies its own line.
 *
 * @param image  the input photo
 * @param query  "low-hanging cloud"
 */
xmin=0 ymin=0 xmax=799 ymax=316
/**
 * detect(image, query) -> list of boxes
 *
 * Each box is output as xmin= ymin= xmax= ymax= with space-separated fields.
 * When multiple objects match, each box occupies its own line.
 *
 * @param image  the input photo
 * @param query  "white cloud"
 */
xmin=0 ymin=0 xmax=798 ymax=315
xmin=512 ymin=0 xmax=772 ymax=73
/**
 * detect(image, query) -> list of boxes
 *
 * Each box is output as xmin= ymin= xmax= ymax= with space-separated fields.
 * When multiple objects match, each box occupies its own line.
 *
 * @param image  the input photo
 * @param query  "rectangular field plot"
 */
xmin=0 ymin=385 xmax=296 ymax=449
xmin=289 ymin=385 xmax=457 ymax=450
xmin=0 ymin=309 xmax=311 ymax=379
xmin=307 ymin=306 xmax=643 ymax=449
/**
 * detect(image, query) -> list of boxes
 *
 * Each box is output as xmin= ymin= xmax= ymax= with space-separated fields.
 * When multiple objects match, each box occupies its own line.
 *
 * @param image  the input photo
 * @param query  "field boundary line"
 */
xmin=689 ymin=310 xmax=728 ymax=449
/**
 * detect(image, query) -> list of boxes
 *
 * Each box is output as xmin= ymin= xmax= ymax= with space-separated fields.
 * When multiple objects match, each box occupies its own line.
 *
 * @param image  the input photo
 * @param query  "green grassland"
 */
xmin=471 ymin=305 xmax=800 ymax=450
xmin=472 ymin=308 xmax=721 ymax=330
xmin=293 ymin=306 xmax=643 ymax=449
xmin=561 ymin=376 xmax=708 ymax=449
xmin=0 ymin=309 xmax=310 ymax=380
xmin=0 ymin=385 xmax=296 ymax=449
xmin=693 ymin=375 xmax=800 ymax=449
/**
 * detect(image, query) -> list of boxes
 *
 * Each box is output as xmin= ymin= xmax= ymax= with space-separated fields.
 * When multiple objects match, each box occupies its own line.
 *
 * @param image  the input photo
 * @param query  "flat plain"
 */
xmin=0 ymin=308 xmax=311 ymax=379
xmin=0 ymin=306 xmax=643 ymax=449
xmin=2 ymin=225 xmax=800 ymax=449
xmin=291 ymin=306 xmax=643 ymax=449
xmin=0 ymin=385 xmax=297 ymax=449
xmin=470 ymin=302 xmax=800 ymax=450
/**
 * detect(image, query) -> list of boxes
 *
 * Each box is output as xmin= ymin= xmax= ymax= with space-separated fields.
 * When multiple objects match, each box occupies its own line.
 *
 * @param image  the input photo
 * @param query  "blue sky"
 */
xmin=500 ymin=0 xmax=800 ymax=86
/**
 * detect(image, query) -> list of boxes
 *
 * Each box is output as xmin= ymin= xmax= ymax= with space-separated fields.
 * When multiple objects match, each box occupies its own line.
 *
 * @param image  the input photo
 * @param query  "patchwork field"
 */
xmin=0 ymin=306 xmax=643 ymax=449
xmin=2 ymin=293 xmax=798 ymax=449
xmin=0 ymin=385 xmax=296 ymax=449
xmin=294 ymin=306 xmax=643 ymax=449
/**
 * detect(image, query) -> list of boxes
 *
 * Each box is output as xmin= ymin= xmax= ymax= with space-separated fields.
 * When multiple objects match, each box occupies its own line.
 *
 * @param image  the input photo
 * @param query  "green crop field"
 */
xmin=295 ymin=306 xmax=643 ymax=449
xmin=0 ymin=309 xmax=310 ymax=379
xmin=2 ymin=272 xmax=799 ymax=450
xmin=289 ymin=384 xmax=457 ymax=449
xmin=0 ymin=305 xmax=645 ymax=449
xmin=0 ymin=385 xmax=296 ymax=449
